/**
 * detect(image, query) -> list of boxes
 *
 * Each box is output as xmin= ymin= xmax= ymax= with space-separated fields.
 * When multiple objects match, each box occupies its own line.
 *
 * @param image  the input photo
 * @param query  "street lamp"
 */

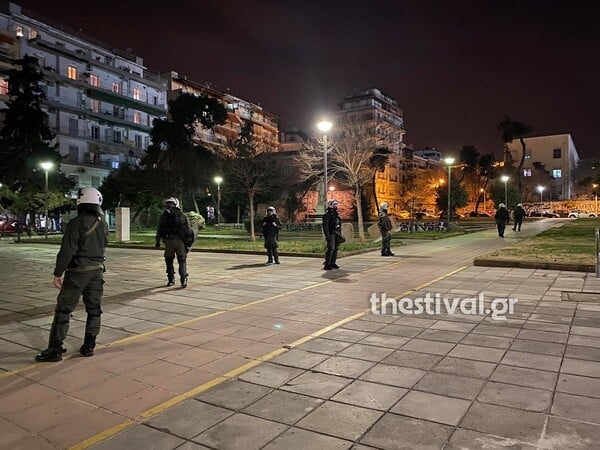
xmin=214 ymin=176 xmax=223 ymax=224
xmin=317 ymin=120 xmax=333 ymax=207
xmin=444 ymin=157 xmax=455 ymax=230
xmin=328 ymin=185 xmax=335 ymax=200
xmin=480 ymin=188 xmax=486 ymax=211
xmin=501 ymin=175 xmax=510 ymax=206
xmin=593 ymin=184 xmax=598 ymax=214
xmin=40 ymin=161 xmax=54 ymax=239
xmin=537 ymin=185 xmax=545 ymax=203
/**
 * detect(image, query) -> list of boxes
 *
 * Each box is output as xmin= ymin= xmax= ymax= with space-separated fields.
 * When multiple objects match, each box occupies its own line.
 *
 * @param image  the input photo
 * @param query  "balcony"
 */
xmin=86 ymin=86 xmax=166 ymax=117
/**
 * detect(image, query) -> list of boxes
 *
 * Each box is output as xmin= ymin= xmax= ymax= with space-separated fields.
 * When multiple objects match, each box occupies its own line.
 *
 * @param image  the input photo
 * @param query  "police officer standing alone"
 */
xmin=36 ymin=187 xmax=108 ymax=362
xmin=513 ymin=203 xmax=526 ymax=232
xmin=262 ymin=206 xmax=281 ymax=264
xmin=323 ymin=200 xmax=342 ymax=270
xmin=378 ymin=202 xmax=394 ymax=256
xmin=155 ymin=197 xmax=194 ymax=288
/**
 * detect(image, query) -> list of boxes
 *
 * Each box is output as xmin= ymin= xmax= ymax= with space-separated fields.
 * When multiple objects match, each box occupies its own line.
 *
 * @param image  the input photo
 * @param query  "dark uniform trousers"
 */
xmin=380 ymin=230 xmax=392 ymax=253
xmin=48 ymin=269 xmax=104 ymax=348
xmin=325 ymin=234 xmax=339 ymax=267
xmin=264 ymin=235 xmax=279 ymax=263
xmin=163 ymin=237 xmax=187 ymax=281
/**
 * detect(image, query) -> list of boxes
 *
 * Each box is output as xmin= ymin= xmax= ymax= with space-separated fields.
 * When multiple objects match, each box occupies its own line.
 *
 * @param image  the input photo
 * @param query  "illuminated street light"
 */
xmin=214 ymin=176 xmax=223 ymax=224
xmin=501 ymin=175 xmax=510 ymax=206
xmin=40 ymin=161 xmax=54 ymax=239
xmin=537 ymin=185 xmax=545 ymax=203
xmin=444 ymin=157 xmax=455 ymax=230
xmin=593 ymin=184 xmax=598 ymax=214
xmin=317 ymin=120 xmax=333 ymax=207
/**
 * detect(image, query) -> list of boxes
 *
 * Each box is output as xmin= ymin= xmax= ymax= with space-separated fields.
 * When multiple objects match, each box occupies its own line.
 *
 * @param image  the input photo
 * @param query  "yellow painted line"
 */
xmin=410 ymin=266 xmax=468 ymax=293
xmin=69 ymin=311 xmax=371 ymax=449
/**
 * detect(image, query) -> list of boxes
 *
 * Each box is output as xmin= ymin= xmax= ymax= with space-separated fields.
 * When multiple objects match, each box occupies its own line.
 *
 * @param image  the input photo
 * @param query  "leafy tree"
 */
xmin=498 ymin=116 xmax=533 ymax=193
xmin=489 ymin=173 xmax=521 ymax=209
xmin=368 ymin=147 xmax=392 ymax=211
xmin=435 ymin=180 xmax=468 ymax=215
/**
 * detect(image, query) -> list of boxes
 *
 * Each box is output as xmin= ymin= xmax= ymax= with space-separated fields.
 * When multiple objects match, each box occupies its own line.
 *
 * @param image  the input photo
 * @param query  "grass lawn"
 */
xmin=483 ymin=218 xmax=600 ymax=266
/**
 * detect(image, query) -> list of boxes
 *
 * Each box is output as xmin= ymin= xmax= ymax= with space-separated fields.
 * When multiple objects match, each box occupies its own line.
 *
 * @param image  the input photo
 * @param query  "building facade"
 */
xmin=505 ymin=134 xmax=580 ymax=200
xmin=0 ymin=2 xmax=168 ymax=189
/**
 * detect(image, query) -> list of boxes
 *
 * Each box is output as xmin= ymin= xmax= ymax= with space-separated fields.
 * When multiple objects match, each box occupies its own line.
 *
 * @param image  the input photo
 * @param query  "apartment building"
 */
xmin=0 ymin=2 xmax=168 ymax=189
xmin=505 ymin=134 xmax=580 ymax=200
xmin=164 ymin=71 xmax=279 ymax=156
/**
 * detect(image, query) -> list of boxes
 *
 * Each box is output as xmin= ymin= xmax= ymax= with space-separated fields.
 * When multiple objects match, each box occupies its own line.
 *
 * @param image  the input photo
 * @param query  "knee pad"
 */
xmin=86 ymin=305 xmax=103 ymax=317
xmin=55 ymin=306 xmax=72 ymax=323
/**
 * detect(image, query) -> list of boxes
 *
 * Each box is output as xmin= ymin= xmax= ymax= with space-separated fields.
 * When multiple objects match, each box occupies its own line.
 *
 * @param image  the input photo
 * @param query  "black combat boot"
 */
xmin=79 ymin=334 xmax=96 ymax=357
xmin=35 ymin=347 xmax=64 ymax=362
xmin=167 ymin=276 xmax=175 ymax=287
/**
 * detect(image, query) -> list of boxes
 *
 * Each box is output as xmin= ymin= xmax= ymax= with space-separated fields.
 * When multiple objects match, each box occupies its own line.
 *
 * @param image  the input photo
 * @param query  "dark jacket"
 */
xmin=495 ymin=207 xmax=510 ymax=224
xmin=262 ymin=214 xmax=281 ymax=238
xmin=156 ymin=207 xmax=193 ymax=246
xmin=322 ymin=208 xmax=341 ymax=239
xmin=54 ymin=204 xmax=108 ymax=277
xmin=514 ymin=206 xmax=526 ymax=221
xmin=378 ymin=211 xmax=393 ymax=232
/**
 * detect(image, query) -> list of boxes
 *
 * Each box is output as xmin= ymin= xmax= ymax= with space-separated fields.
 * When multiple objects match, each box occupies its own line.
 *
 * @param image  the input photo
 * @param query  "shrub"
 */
xmin=185 ymin=211 xmax=206 ymax=230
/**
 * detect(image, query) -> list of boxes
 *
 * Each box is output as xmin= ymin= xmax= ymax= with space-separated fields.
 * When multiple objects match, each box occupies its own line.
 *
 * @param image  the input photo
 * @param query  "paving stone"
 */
xmin=472 ymin=324 xmax=520 ymax=338
xmin=490 ymin=365 xmax=557 ymax=391
xmin=434 ymin=357 xmax=497 ymax=379
xmin=477 ymin=381 xmax=552 ymax=412
xmin=243 ymin=390 xmax=324 ymax=424
xmin=146 ymin=400 xmax=233 ymax=439
xmin=281 ymin=372 xmax=352 ymax=398
xmin=391 ymin=390 xmax=471 ymax=426
xmin=332 ymin=380 xmax=407 ymax=410
xmin=431 ymin=320 xmax=476 ymax=332
xmin=565 ymin=345 xmax=600 ymax=362
xmin=517 ymin=329 xmax=568 ymax=344
xmin=338 ymin=343 xmax=394 ymax=362
xmin=296 ymin=337 xmax=352 ymax=354
xmin=377 ymin=324 xmax=423 ymax=337
xmin=92 ymin=424 xmax=184 ymax=450
xmin=341 ymin=320 xmax=385 ymax=333
xmin=569 ymin=335 xmax=600 ymax=349
xmin=448 ymin=344 xmax=506 ymax=363
xmin=358 ymin=334 xmax=410 ymax=349
xmin=561 ymin=358 xmax=600 ymax=378
xmin=270 ymin=349 xmax=329 ymax=369
xmin=460 ymin=402 xmax=545 ymax=443
xmin=382 ymin=350 xmax=442 ymax=369
xmin=414 ymin=372 xmax=485 ymax=400
xmin=360 ymin=413 xmax=453 ymax=449
xmin=461 ymin=334 xmax=513 ymax=349
xmin=359 ymin=363 xmax=426 ymax=388
xmin=416 ymin=329 xmax=467 ymax=343
xmin=401 ymin=338 xmax=455 ymax=355
xmin=192 ymin=413 xmax=287 ymax=450
xmin=297 ymin=401 xmax=382 ymax=441
xmin=238 ymin=362 xmax=304 ymax=388
xmin=539 ymin=417 xmax=600 ymax=449
xmin=446 ymin=428 xmax=537 ymax=449
xmin=321 ymin=328 xmax=370 ymax=343
xmin=509 ymin=338 xmax=565 ymax=356
xmin=501 ymin=351 xmax=562 ymax=371
xmin=312 ymin=356 xmax=375 ymax=378
xmin=262 ymin=428 xmax=352 ymax=450
xmin=552 ymin=392 xmax=600 ymax=424
xmin=557 ymin=373 xmax=600 ymax=398
xmin=194 ymin=380 xmax=271 ymax=410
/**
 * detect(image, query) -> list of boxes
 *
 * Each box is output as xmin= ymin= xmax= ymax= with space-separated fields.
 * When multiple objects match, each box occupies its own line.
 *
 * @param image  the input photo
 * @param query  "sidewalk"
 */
xmin=1 ymin=220 xmax=600 ymax=449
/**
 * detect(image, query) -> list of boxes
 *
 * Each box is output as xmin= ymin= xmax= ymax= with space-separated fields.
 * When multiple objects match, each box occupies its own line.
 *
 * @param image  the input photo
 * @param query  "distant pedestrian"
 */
xmin=155 ymin=197 xmax=194 ymax=287
xmin=35 ymin=188 xmax=108 ymax=362
xmin=495 ymin=203 xmax=510 ymax=237
xmin=262 ymin=206 xmax=281 ymax=264
xmin=323 ymin=200 xmax=343 ymax=270
xmin=378 ymin=202 xmax=394 ymax=256
xmin=513 ymin=203 xmax=525 ymax=232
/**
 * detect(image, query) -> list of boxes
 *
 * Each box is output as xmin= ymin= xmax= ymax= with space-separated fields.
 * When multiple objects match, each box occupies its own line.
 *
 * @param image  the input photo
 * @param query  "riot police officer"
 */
xmin=262 ymin=206 xmax=281 ymax=264
xmin=378 ymin=202 xmax=394 ymax=256
xmin=323 ymin=200 xmax=342 ymax=270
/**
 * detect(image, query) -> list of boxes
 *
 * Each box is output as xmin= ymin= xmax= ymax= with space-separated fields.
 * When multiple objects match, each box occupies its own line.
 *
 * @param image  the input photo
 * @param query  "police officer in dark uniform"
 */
xmin=155 ymin=197 xmax=194 ymax=287
xmin=494 ymin=203 xmax=510 ymax=237
xmin=323 ymin=200 xmax=342 ymax=270
xmin=378 ymin=202 xmax=394 ymax=256
xmin=36 ymin=187 xmax=109 ymax=362
xmin=513 ymin=203 xmax=525 ymax=232
xmin=262 ymin=206 xmax=281 ymax=264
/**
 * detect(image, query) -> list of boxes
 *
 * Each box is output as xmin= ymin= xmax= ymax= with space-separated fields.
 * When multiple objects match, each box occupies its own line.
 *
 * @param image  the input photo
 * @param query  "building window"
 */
xmin=153 ymin=95 xmax=158 ymax=105
xmin=67 ymin=66 xmax=77 ymax=80
xmin=15 ymin=26 xmax=23 ymax=37
xmin=91 ymin=125 xmax=100 ymax=139
xmin=135 ymin=135 xmax=143 ymax=148
xmin=133 ymin=88 xmax=141 ymax=100
xmin=28 ymin=28 xmax=38 ymax=40
xmin=553 ymin=169 xmax=562 ymax=178
xmin=111 ymin=161 xmax=120 ymax=169
xmin=68 ymin=118 xmax=78 ymax=137
xmin=90 ymin=99 xmax=100 ymax=113
xmin=133 ymin=111 xmax=141 ymax=124
xmin=113 ymin=130 xmax=122 ymax=143
xmin=523 ymin=169 xmax=532 ymax=177
xmin=553 ymin=148 xmax=561 ymax=158
xmin=91 ymin=176 xmax=101 ymax=188
xmin=112 ymin=82 xmax=120 ymax=93
xmin=68 ymin=145 xmax=79 ymax=162
xmin=0 ymin=78 xmax=8 ymax=95
xmin=89 ymin=74 xmax=99 ymax=87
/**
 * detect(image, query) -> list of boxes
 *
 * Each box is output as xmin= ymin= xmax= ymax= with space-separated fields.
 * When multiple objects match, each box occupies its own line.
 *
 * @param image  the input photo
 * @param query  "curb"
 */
xmin=473 ymin=257 xmax=595 ymax=273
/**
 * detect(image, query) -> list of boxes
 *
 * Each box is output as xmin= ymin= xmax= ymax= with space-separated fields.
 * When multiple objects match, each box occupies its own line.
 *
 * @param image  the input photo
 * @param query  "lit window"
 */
xmin=112 ymin=82 xmax=120 ymax=93
xmin=133 ymin=111 xmax=141 ymax=124
xmin=15 ymin=26 xmax=23 ymax=38
xmin=135 ymin=135 xmax=143 ymax=148
xmin=67 ymin=66 xmax=77 ymax=80
xmin=89 ymin=74 xmax=99 ymax=87
xmin=552 ymin=169 xmax=562 ymax=178
xmin=90 ymin=99 xmax=100 ymax=113
xmin=0 ymin=78 xmax=8 ymax=95
xmin=133 ymin=88 xmax=141 ymax=100
xmin=28 ymin=29 xmax=37 ymax=40
xmin=111 ymin=161 xmax=120 ymax=169
xmin=523 ymin=169 xmax=532 ymax=177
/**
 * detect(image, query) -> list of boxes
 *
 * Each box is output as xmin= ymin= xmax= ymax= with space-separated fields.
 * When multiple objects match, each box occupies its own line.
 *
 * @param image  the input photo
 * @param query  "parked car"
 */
xmin=529 ymin=211 xmax=559 ymax=218
xmin=468 ymin=211 xmax=491 ymax=217
xmin=0 ymin=218 xmax=30 ymax=235
xmin=439 ymin=210 xmax=464 ymax=220
xmin=568 ymin=210 xmax=596 ymax=218
xmin=414 ymin=211 xmax=437 ymax=220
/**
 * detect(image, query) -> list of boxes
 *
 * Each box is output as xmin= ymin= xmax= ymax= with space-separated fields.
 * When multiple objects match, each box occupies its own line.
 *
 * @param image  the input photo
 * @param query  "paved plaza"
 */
xmin=1 ymin=220 xmax=600 ymax=449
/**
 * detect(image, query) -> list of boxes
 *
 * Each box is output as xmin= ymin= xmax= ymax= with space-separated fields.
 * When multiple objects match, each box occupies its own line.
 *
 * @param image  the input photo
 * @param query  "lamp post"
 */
xmin=40 ymin=161 xmax=54 ymax=239
xmin=328 ymin=185 xmax=335 ymax=200
xmin=480 ymin=188 xmax=486 ymax=211
xmin=593 ymin=184 xmax=598 ymax=214
xmin=537 ymin=185 xmax=545 ymax=203
xmin=501 ymin=175 xmax=510 ymax=206
xmin=444 ymin=157 xmax=455 ymax=230
xmin=317 ymin=120 xmax=333 ymax=207
xmin=214 ymin=176 xmax=223 ymax=224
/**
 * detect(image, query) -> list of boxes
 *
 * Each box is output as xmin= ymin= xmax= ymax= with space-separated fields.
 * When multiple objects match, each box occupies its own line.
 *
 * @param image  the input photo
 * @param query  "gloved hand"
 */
xmin=185 ymin=246 xmax=191 ymax=254
xmin=155 ymin=241 xmax=160 ymax=248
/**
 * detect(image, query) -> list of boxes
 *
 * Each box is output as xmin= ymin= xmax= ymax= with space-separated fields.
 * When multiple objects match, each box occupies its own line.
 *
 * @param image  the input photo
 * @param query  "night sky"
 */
xmin=18 ymin=0 xmax=600 ymax=159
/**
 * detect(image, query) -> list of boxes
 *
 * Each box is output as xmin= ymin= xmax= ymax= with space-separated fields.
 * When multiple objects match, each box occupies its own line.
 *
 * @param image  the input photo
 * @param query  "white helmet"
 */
xmin=327 ymin=200 xmax=339 ymax=209
xmin=517 ymin=203 xmax=522 ymax=207
xmin=380 ymin=202 xmax=389 ymax=210
xmin=267 ymin=206 xmax=276 ymax=213
xmin=499 ymin=203 xmax=506 ymax=208
xmin=77 ymin=187 xmax=103 ymax=206
xmin=164 ymin=197 xmax=179 ymax=208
